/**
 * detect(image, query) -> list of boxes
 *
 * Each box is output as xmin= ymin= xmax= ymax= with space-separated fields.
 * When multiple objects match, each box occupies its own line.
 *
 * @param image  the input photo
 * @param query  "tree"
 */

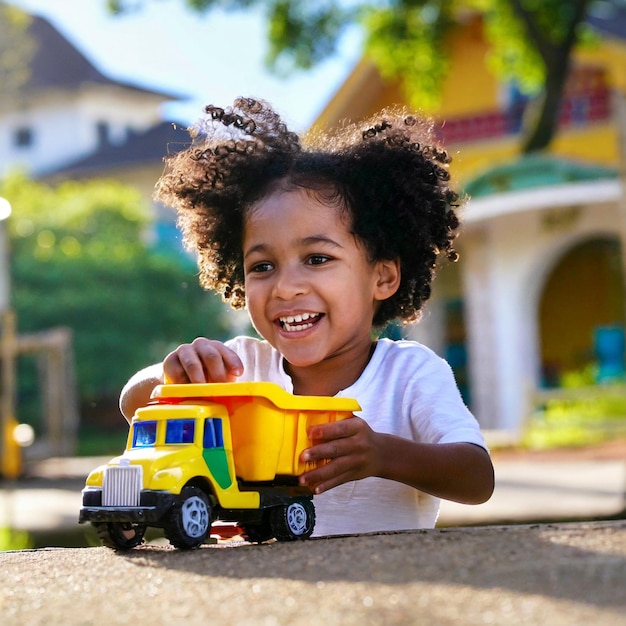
xmin=109 ymin=0 xmax=601 ymax=153
xmin=0 ymin=3 xmax=35 ymax=105
xmin=488 ymin=0 xmax=593 ymax=152
xmin=1 ymin=173 xmax=235 ymax=426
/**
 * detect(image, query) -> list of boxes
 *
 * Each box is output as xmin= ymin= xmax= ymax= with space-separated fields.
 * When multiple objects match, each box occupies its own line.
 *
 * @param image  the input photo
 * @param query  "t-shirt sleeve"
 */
xmin=224 ymin=336 xmax=293 ymax=390
xmin=407 ymin=350 xmax=487 ymax=450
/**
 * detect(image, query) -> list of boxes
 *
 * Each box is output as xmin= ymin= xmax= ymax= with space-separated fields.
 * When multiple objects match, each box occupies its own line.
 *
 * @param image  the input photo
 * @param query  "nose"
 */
xmin=272 ymin=265 xmax=308 ymax=300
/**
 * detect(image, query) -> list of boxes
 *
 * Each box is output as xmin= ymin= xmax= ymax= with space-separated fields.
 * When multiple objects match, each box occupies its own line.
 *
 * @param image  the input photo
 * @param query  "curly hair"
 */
xmin=155 ymin=97 xmax=463 ymax=327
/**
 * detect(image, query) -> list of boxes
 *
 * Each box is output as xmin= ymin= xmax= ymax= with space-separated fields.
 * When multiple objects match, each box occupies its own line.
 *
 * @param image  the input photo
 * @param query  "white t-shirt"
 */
xmin=226 ymin=336 xmax=486 ymax=536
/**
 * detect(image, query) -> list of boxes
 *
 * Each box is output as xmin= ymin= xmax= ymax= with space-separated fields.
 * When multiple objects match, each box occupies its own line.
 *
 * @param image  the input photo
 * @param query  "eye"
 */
xmin=248 ymin=261 xmax=274 ymax=273
xmin=307 ymin=254 xmax=331 ymax=266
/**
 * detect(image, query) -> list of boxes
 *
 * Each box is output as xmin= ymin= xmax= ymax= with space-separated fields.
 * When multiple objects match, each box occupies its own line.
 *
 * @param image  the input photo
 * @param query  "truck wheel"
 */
xmin=270 ymin=498 xmax=315 ymax=541
xmin=163 ymin=486 xmax=212 ymax=549
xmin=94 ymin=522 xmax=146 ymax=550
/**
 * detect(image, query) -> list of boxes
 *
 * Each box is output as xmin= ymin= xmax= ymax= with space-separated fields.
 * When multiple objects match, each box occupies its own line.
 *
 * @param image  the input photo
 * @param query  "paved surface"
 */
xmin=2 ymin=521 xmax=626 ymax=625
xmin=441 ymin=454 xmax=626 ymax=526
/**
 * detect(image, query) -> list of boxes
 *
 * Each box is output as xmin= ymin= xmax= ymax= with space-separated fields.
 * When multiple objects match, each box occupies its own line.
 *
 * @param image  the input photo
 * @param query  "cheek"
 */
xmin=244 ymin=283 xmax=265 ymax=317
xmin=243 ymin=292 xmax=265 ymax=333
xmin=243 ymin=286 xmax=255 ymax=311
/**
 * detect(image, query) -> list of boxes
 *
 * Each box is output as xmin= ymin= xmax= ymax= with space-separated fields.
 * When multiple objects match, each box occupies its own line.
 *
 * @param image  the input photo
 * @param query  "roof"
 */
xmin=587 ymin=1 xmax=626 ymax=39
xmin=25 ymin=13 xmax=184 ymax=100
xmin=42 ymin=121 xmax=192 ymax=178
xmin=464 ymin=155 xmax=621 ymax=224
xmin=465 ymin=154 xmax=618 ymax=198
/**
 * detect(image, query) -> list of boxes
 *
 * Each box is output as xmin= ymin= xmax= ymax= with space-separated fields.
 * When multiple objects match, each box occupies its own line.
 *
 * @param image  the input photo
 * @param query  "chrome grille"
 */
xmin=102 ymin=463 xmax=143 ymax=506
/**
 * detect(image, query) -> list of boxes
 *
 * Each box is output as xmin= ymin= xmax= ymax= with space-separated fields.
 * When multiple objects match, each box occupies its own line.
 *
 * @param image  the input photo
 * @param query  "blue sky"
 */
xmin=8 ymin=0 xmax=361 ymax=132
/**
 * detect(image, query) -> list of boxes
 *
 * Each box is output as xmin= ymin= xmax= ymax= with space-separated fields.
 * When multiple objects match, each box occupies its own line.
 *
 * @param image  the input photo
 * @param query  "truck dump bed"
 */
xmin=150 ymin=382 xmax=361 ymax=482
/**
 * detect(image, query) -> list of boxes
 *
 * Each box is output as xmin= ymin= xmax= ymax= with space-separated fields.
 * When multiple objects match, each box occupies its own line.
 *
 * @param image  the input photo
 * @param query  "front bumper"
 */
xmin=79 ymin=488 xmax=174 ymax=524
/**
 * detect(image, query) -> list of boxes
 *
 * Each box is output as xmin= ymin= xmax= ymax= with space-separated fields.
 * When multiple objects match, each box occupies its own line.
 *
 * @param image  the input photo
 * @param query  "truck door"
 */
xmin=202 ymin=418 xmax=232 ymax=489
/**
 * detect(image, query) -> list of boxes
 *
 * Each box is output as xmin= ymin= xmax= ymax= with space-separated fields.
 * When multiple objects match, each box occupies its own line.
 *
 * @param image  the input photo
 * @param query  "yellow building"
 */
xmin=313 ymin=11 xmax=626 ymax=432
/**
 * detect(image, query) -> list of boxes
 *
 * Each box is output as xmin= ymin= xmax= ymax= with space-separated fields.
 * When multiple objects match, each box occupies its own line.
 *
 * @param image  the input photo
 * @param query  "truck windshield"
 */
xmin=132 ymin=421 xmax=157 ymax=448
xmin=165 ymin=419 xmax=195 ymax=444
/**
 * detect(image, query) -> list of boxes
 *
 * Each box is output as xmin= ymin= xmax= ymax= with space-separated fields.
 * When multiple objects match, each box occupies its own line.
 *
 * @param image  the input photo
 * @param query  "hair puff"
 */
xmin=155 ymin=98 xmax=463 ymax=326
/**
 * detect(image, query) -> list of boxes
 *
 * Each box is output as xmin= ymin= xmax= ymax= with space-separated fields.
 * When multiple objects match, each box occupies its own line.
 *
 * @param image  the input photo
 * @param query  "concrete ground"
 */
xmin=2 ymin=521 xmax=625 ymax=625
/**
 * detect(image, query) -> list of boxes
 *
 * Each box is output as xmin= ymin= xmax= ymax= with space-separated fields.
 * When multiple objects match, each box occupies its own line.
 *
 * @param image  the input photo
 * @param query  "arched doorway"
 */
xmin=539 ymin=236 xmax=625 ymax=387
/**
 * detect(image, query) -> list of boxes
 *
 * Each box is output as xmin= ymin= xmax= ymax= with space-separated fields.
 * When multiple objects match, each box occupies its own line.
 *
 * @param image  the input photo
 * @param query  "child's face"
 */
xmin=242 ymin=186 xmax=399 ymax=377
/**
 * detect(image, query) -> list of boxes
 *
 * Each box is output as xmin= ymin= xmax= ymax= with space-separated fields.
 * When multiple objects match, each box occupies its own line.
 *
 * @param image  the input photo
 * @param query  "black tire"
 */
xmin=163 ymin=486 xmax=212 ymax=549
xmin=93 ymin=522 xmax=146 ymax=550
xmin=270 ymin=498 xmax=315 ymax=541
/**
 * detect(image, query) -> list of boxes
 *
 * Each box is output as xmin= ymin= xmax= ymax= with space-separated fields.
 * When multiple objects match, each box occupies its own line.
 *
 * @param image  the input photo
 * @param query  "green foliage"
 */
xmin=560 ymin=364 xmax=599 ymax=389
xmin=0 ymin=526 xmax=33 ymax=552
xmin=0 ymin=4 xmax=35 ymax=103
xmin=1 ymin=173 xmax=234 ymax=421
xmin=5 ymin=171 xmax=148 ymax=246
xmin=483 ymin=0 xmax=596 ymax=96
xmin=76 ymin=426 xmax=129 ymax=456
xmin=524 ymin=385 xmax=626 ymax=449
xmin=483 ymin=0 xmax=546 ymax=93
xmin=266 ymin=1 xmax=356 ymax=74
xmin=363 ymin=2 xmax=454 ymax=110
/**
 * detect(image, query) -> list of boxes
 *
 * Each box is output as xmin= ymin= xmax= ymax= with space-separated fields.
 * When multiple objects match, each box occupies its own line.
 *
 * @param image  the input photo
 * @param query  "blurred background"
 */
xmin=1 ymin=0 xmax=625 ymax=548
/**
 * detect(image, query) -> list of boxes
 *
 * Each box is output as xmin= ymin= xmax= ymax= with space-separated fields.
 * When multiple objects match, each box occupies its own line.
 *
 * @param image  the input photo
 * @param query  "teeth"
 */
xmin=281 ymin=313 xmax=318 ymax=324
xmin=280 ymin=312 xmax=320 ymax=332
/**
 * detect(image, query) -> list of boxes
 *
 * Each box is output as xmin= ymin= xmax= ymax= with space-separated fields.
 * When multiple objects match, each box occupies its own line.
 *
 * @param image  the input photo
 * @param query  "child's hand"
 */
xmin=298 ymin=416 xmax=382 ymax=495
xmin=298 ymin=419 xmax=495 ymax=504
xmin=163 ymin=338 xmax=244 ymax=384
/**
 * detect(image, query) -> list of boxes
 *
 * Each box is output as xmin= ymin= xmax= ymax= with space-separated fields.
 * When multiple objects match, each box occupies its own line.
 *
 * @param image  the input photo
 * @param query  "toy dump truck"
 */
xmin=79 ymin=382 xmax=359 ymax=549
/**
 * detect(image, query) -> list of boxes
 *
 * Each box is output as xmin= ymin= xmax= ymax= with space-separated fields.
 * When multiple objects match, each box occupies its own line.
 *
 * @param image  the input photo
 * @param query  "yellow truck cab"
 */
xmin=79 ymin=382 xmax=359 ymax=549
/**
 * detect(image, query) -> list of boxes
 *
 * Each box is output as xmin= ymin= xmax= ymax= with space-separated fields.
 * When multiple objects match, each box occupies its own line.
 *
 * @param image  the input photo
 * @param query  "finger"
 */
xmin=300 ymin=458 xmax=355 ymax=495
xmin=164 ymin=345 xmax=207 ymax=383
xmin=220 ymin=346 xmax=244 ymax=379
xmin=193 ymin=339 xmax=243 ymax=382
xmin=301 ymin=440 xmax=343 ymax=464
xmin=308 ymin=416 xmax=358 ymax=441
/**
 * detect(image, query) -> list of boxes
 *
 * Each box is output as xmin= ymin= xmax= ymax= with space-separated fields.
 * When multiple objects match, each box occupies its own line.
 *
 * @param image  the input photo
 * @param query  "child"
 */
xmin=120 ymin=97 xmax=494 ymax=536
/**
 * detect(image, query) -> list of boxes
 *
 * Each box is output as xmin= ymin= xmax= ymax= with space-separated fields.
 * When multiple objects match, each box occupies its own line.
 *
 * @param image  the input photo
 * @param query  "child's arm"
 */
xmin=298 ymin=417 xmax=494 ymax=504
xmin=119 ymin=363 xmax=164 ymax=423
xmin=119 ymin=338 xmax=243 ymax=422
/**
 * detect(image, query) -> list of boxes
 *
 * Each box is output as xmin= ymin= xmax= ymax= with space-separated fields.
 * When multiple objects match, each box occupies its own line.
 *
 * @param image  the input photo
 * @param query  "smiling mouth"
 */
xmin=278 ymin=312 xmax=322 ymax=332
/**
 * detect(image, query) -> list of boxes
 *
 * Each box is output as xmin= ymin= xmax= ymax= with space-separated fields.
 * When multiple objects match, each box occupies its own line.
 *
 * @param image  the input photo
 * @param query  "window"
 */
xmin=570 ymin=97 xmax=589 ymax=125
xmin=14 ymin=127 xmax=33 ymax=148
xmin=203 ymin=418 xmax=224 ymax=448
xmin=165 ymin=419 xmax=195 ymax=444
xmin=132 ymin=421 xmax=157 ymax=448
xmin=96 ymin=121 xmax=109 ymax=146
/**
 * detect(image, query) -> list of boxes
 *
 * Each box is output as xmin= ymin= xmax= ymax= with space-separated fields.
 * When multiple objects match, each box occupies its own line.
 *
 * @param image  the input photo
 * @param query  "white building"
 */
xmin=0 ymin=12 xmax=190 ymax=244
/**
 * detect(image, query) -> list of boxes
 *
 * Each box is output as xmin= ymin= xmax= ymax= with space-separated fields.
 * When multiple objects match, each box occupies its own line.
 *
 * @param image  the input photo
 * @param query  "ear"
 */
xmin=373 ymin=258 xmax=401 ymax=301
